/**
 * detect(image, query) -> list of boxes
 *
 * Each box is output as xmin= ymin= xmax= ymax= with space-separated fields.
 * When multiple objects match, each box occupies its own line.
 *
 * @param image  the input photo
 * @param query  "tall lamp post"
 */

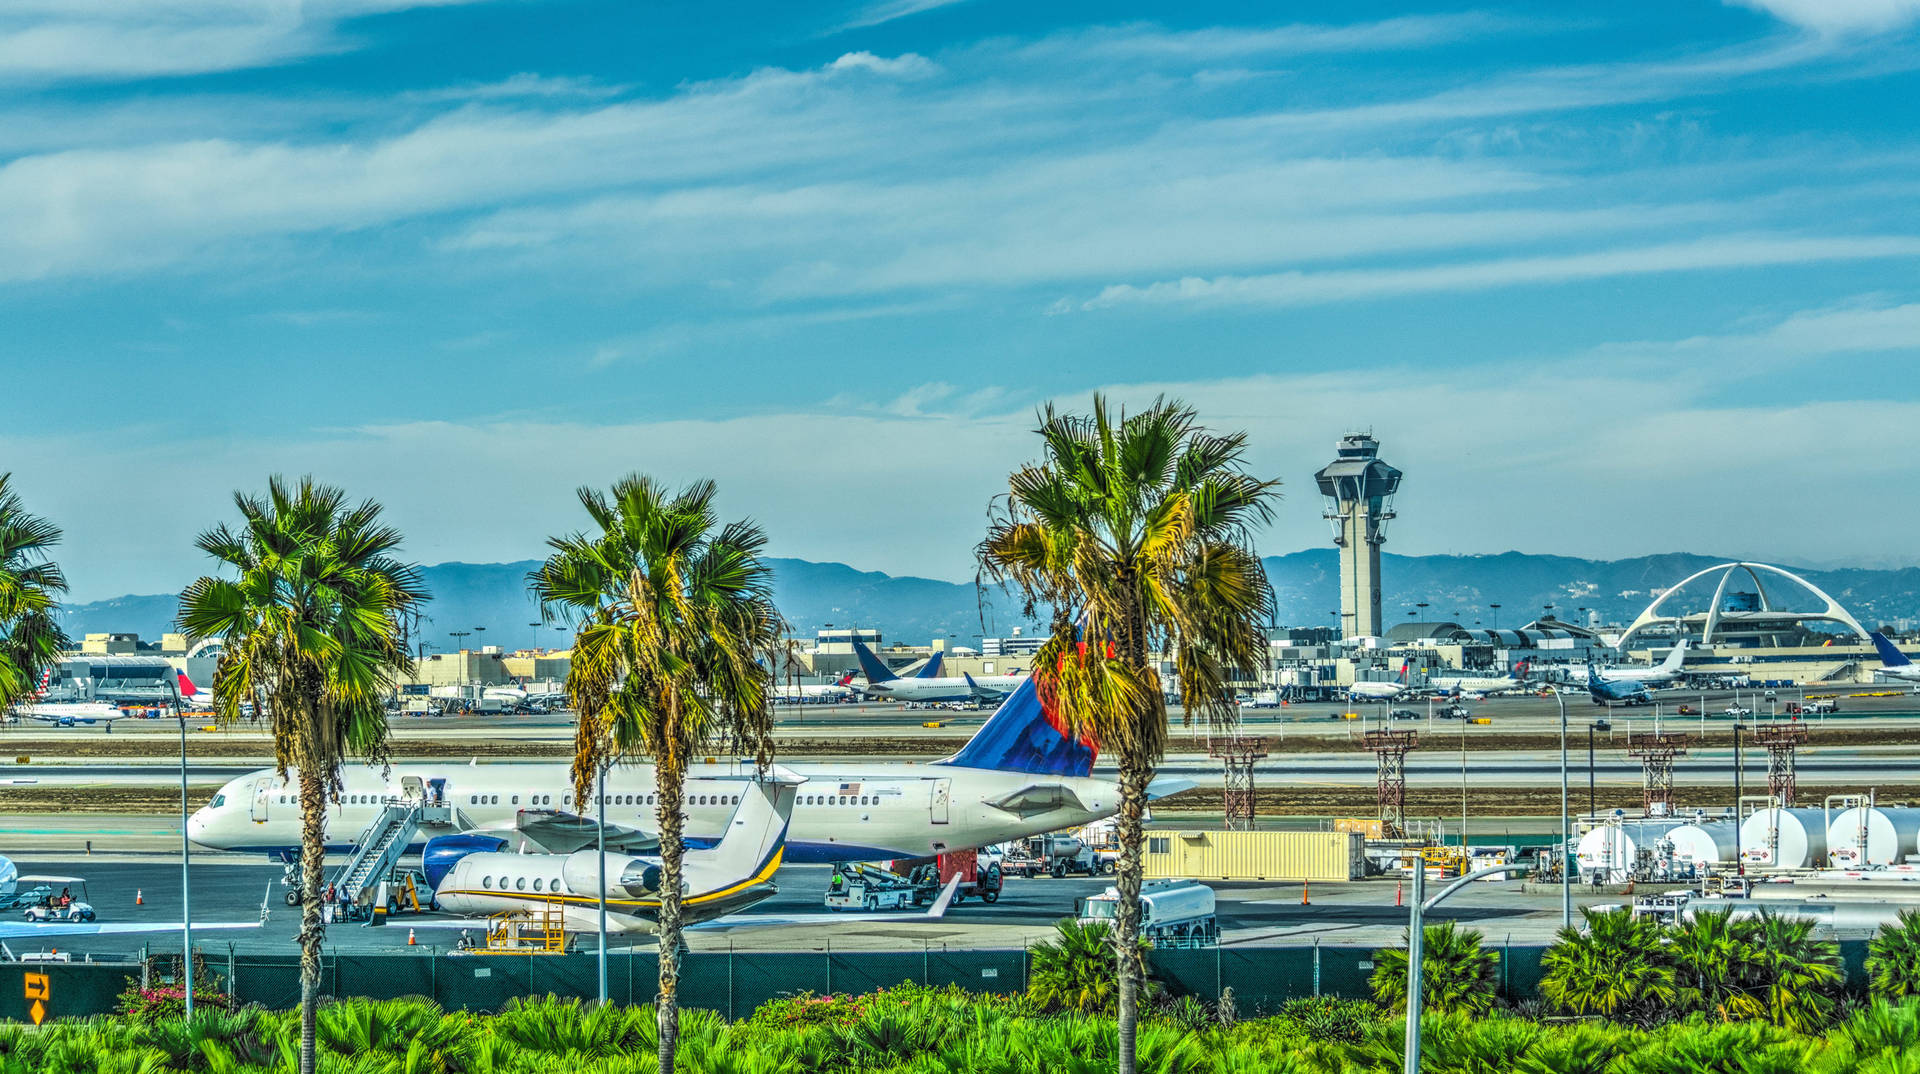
xmin=1403 ymin=863 xmax=1532 ymax=1074
xmin=169 ymin=677 xmax=193 ymax=1016
xmin=1489 ymin=604 xmax=1501 ymax=631
xmin=596 ymin=758 xmax=611 ymax=1005
xmin=1554 ymin=691 xmax=1571 ymax=927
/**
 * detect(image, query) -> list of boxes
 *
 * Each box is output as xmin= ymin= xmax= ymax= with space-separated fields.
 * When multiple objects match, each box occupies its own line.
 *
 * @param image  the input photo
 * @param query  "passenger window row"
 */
xmin=478 ymin=875 xmax=566 ymax=893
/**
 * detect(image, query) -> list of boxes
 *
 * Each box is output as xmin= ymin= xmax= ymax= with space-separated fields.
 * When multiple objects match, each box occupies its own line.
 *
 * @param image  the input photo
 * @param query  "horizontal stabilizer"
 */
xmin=1145 ymin=776 xmax=1197 ymax=801
xmin=505 ymin=810 xmax=660 ymax=856
xmin=984 ymin=782 xmax=1088 ymax=817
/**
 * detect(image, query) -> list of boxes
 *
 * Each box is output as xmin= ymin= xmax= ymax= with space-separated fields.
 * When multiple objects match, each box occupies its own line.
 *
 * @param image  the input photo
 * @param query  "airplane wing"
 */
xmin=0 ymin=921 xmax=262 ymax=939
xmin=983 ymin=782 xmax=1088 ymax=817
xmin=1144 ymin=776 xmax=1197 ymax=801
xmin=483 ymin=810 xmax=660 ymax=856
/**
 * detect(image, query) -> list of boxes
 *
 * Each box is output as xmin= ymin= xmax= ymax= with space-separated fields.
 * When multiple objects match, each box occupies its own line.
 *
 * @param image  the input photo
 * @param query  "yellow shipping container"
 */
xmin=1142 ymin=830 xmax=1365 ymax=882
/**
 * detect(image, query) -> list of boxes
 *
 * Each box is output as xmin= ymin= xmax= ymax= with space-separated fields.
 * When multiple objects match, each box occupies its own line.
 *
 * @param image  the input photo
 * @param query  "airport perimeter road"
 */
xmin=0 ymin=856 xmax=1615 ymax=963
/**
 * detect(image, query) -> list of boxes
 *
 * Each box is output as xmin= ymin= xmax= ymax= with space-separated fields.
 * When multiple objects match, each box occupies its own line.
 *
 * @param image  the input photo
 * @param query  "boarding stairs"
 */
xmin=332 ymin=797 xmax=452 ymax=905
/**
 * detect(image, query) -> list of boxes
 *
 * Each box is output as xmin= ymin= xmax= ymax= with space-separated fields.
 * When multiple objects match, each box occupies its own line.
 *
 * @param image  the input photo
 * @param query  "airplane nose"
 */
xmin=186 ymin=810 xmax=211 ymax=845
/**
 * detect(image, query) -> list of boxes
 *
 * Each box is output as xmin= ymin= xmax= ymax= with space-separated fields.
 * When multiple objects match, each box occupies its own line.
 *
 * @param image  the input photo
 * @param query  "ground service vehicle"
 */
xmin=1080 ymin=879 xmax=1217 ymax=947
xmin=18 ymin=876 xmax=96 ymax=923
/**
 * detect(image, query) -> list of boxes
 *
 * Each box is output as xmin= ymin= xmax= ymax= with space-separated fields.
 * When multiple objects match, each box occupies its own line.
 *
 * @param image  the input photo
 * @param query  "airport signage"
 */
xmin=24 ymin=972 xmax=48 ymax=1026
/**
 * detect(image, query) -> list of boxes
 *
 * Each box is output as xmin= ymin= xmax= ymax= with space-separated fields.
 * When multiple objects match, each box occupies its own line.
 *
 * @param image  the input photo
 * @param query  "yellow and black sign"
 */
xmin=23 ymin=972 xmax=49 ymax=1026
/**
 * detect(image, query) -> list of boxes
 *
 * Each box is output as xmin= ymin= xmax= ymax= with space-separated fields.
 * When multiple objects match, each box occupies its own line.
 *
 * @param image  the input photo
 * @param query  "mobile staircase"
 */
xmin=331 ymin=797 xmax=453 ymax=915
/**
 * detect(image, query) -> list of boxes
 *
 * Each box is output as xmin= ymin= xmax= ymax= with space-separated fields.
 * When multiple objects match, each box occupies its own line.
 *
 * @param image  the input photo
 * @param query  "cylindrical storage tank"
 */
xmin=1577 ymin=820 xmax=1684 ymax=883
xmin=1664 ymin=822 xmax=1739 ymax=875
xmin=1827 ymin=807 xmax=1920 ymax=867
xmin=1739 ymin=808 xmax=1830 ymax=869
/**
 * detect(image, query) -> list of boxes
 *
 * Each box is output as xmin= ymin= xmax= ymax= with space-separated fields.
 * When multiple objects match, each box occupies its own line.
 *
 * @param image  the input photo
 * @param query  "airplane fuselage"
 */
xmin=189 ymin=760 xmax=1115 ymax=864
xmin=862 ymin=675 xmax=1024 ymax=703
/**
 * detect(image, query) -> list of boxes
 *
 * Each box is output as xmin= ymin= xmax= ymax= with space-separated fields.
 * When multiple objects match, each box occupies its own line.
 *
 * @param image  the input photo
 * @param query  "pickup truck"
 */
xmin=1724 ymin=705 xmax=1753 ymax=718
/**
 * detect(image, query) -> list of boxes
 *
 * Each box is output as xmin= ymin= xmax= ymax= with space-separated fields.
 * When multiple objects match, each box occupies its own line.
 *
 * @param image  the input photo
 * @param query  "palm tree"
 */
xmin=1540 ymin=908 xmax=1675 ymax=1021
xmin=1370 ymin=921 xmax=1500 ymax=1016
xmin=0 ymin=474 xmax=70 ymax=713
xmin=978 ymin=395 xmax=1277 ymax=1074
xmin=1868 ymin=910 xmax=1920 ymax=1002
xmin=1029 ymin=918 xmax=1132 ymax=1014
xmin=1747 ymin=910 xmax=1843 ymax=1032
xmin=530 ymin=476 xmax=781 ymax=1074
xmin=176 ymin=477 xmax=425 ymax=1074
xmin=1667 ymin=908 xmax=1764 ymax=1021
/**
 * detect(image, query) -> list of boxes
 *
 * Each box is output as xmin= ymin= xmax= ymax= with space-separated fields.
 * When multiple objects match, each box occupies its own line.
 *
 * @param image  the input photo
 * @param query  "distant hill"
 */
xmin=54 ymin=550 xmax=1920 ymax=649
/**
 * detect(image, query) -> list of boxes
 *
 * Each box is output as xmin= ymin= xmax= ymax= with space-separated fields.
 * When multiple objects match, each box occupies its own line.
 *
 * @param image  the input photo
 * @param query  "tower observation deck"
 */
xmin=1315 ymin=435 xmax=1402 ymax=640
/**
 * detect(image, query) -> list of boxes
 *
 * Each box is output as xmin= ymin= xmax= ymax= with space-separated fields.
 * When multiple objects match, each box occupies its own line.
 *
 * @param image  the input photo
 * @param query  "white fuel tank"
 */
xmin=1739 ymin=808 xmax=1830 ymax=869
xmin=1827 ymin=807 xmax=1920 ymax=868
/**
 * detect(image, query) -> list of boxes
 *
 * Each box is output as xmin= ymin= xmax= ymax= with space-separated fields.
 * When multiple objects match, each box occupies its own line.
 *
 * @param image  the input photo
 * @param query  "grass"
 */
xmin=4 ymin=985 xmax=1919 ymax=1073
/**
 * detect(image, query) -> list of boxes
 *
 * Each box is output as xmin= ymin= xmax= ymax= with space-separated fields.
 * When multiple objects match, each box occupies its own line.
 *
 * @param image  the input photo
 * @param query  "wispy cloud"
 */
xmin=0 ymin=1 xmax=499 ymax=85
xmin=839 ymin=0 xmax=969 ymax=32
xmin=1077 ymin=235 xmax=1920 ymax=311
xmin=1730 ymin=0 xmax=1920 ymax=36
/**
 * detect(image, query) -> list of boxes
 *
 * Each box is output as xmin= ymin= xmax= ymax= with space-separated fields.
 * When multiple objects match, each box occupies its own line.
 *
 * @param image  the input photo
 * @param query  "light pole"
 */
xmin=528 ymin=622 xmax=541 ymax=651
xmin=1555 ymin=691 xmax=1570 ymax=927
xmin=1403 ymin=863 xmax=1532 ymax=1073
xmin=171 ymin=678 xmax=193 ymax=1017
xmin=596 ymin=758 xmax=610 ymax=1005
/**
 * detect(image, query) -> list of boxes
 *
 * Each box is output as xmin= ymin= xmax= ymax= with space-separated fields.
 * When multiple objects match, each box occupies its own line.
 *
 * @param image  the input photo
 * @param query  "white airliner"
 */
xmin=853 ymin=642 xmax=1025 ymax=703
xmin=1588 ymin=639 xmax=1688 ymax=686
xmin=1347 ymin=662 xmax=1411 ymax=702
xmin=772 ymin=673 xmax=859 ymax=704
xmin=1870 ymin=633 xmax=1920 ymax=683
xmin=431 ymin=772 xmax=800 ymax=933
xmin=12 ymin=700 xmax=128 ymax=727
xmin=188 ymin=677 xmax=1125 ymax=866
xmin=1425 ymin=661 xmax=1533 ymax=698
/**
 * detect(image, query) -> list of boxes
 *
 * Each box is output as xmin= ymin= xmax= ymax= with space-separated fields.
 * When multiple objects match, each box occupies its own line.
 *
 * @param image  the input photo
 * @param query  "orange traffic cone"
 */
xmin=407 ymin=928 xmax=417 ymax=946
xmin=1301 ymin=881 xmax=1311 ymax=905
xmin=1395 ymin=881 xmax=1404 ymax=907
xmin=135 ymin=889 xmax=143 ymax=906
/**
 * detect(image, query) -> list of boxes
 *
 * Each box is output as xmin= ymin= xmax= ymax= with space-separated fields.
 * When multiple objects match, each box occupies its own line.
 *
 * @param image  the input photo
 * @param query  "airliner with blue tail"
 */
xmin=1870 ymin=632 xmax=1920 ymax=683
xmin=187 ymin=677 xmax=1140 ymax=866
xmin=852 ymin=640 xmax=1025 ymax=703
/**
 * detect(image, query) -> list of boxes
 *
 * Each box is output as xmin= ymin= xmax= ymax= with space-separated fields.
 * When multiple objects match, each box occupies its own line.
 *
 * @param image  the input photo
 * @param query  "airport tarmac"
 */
xmin=0 ymin=854 xmax=1609 ymax=963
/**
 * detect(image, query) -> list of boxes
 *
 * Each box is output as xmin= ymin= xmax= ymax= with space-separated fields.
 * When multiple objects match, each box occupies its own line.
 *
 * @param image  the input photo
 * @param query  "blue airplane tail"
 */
xmin=852 ymin=640 xmax=898 ymax=683
xmin=1872 ymin=632 xmax=1913 ymax=668
xmin=935 ymin=676 xmax=1096 ymax=778
xmin=916 ymin=651 xmax=945 ymax=678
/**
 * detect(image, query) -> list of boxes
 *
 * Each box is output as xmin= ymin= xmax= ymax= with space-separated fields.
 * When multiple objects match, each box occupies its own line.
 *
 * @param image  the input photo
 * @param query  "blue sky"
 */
xmin=6 ymin=0 xmax=1920 ymax=600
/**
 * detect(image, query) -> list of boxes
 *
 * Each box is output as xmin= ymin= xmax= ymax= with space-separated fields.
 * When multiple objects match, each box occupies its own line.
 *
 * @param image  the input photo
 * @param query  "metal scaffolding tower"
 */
xmin=1752 ymin=723 xmax=1810 ymax=806
xmin=1626 ymin=732 xmax=1691 ymax=813
xmin=1209 ymin=738 xmax=1268 ymax=831
xmin=1363 ymin=729 xmax=1418 ymax=837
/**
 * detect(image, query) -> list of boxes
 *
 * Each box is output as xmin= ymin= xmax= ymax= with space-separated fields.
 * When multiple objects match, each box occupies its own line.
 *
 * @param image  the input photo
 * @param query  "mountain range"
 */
xmin=53 ymin=550 xmax=1920 ymax=652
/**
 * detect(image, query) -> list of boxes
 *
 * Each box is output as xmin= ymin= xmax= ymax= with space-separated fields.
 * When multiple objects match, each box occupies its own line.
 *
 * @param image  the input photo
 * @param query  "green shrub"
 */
xmin=1870 ymin=911 xmax=1920 ymax=1003
xmin=1369 ymin=920 xmax=1501 ymax=1016
xmin=1540 ymin=908 xmax=1675 ymax=1022
xmin=1271 ymin=996 xmax=1378 ymax=1044
xmin=1029 ymin=918 xmax=1150 ymax=1015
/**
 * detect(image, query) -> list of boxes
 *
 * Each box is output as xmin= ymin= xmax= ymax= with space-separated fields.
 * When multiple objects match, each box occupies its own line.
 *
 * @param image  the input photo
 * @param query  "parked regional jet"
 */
xmin=187 ymin=677 xmax=1123 ymax=866
xmin=429 ymin=772 xmax=800 ymax=933
xmin=853 ymin=641 xmax=1024 ymax=703
xmin=1348 ymin=662 xmax=1411 ymax=702
xmin=1587 ymin=664 xmax=1652 ymax=706
xmin=12 ymin=700 xmax=127 ymax=728
xmin=773 ymin=672 xmax=860 ymax=704
xmin=1869 ymin=633 xmax=1920 ymax=683
xmin=1426 ymin=661 xmax=1532 ymax=698
xmin=1587 ymin=640 xmax=1688 ymax=687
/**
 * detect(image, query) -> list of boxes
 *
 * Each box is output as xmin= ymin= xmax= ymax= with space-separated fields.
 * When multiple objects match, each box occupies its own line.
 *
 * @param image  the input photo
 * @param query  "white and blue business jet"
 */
xmin=187 ymin=678 xmax=1150 ymax=866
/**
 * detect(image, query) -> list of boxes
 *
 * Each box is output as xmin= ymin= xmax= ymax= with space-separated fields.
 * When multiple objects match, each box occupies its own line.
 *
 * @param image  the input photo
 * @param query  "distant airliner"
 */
xmin=1870 ymin=632 xmax=1920 ymax=683
xmin=852 ymin=641 xmax=1024 ymax=703
xmin=1588 ymin=639 xmax=1688 ymax=687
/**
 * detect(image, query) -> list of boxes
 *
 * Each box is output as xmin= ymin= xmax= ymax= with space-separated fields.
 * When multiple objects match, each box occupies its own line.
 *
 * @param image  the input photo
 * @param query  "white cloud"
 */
xmin=0 ymin=1 xmax=497 ymax=84
xmin=839 ymin=0 xmax=969 ymax=32
xmin=1019 ymin=14 xmax=1540 ymax=62
xmin=1078 ymin=235 xmax=1920 ymax=310
xmin=20 ymin=341 xmax=1920 ymax=601
xmin=1730 ymin=0 xmax=1920 ymax=35
xmin=826 ymin=51 xmax=939 ymax=78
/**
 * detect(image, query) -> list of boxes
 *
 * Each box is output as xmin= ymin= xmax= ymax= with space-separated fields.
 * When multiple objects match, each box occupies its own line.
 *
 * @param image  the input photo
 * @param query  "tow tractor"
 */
xmin=18 ymin=876 xmax=97 ymax=923
xmin=823 ymin=849 xmax=1004 ymax=910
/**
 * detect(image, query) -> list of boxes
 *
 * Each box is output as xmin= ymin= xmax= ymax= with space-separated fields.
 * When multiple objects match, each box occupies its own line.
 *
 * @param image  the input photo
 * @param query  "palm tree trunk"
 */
xmin=656 ymin=757 xmax=686 ymax=1074
xmin=297 ymin=767 xmax=327 ymax=1074
xmin=1113 ymin=752 xmax=1150 ymax=1074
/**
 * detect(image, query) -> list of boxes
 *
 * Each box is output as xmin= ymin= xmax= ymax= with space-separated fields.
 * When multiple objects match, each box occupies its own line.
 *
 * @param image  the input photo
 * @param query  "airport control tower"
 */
xmin=1315 ymin=434 xmax=1402 ymax=639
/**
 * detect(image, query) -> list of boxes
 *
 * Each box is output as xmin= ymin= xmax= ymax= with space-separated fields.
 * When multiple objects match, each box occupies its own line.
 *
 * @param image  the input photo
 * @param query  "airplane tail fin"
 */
xmin=176 ymin=671 xmax=200 ymax=700
xmin=1661 ymin=639 xmax=1688 ymax=671
xmin=852 ymin=641 xmax=898 ymax=683
xmin=915 ymin=652 xmax=945 ymax=678
xmin=1872 ymin=632 xmax=1913 ymax=668
xmin=1397 ymin=661 xmax=1410 ymax=684
xmin=1512 ymin=659 xmax=1531 ymax=681
xmin=836 ymin=672 xmax=855 ymax=687
xmin=697 ymin=768 xmax=803 ymax=882
xmin=934 ymin=676 xmax=1097 ymax=778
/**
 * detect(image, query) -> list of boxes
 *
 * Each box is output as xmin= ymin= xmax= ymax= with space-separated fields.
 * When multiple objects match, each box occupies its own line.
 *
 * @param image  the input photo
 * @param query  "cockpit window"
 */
xmin=209 ymin=794 xmax=225 ymax=808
